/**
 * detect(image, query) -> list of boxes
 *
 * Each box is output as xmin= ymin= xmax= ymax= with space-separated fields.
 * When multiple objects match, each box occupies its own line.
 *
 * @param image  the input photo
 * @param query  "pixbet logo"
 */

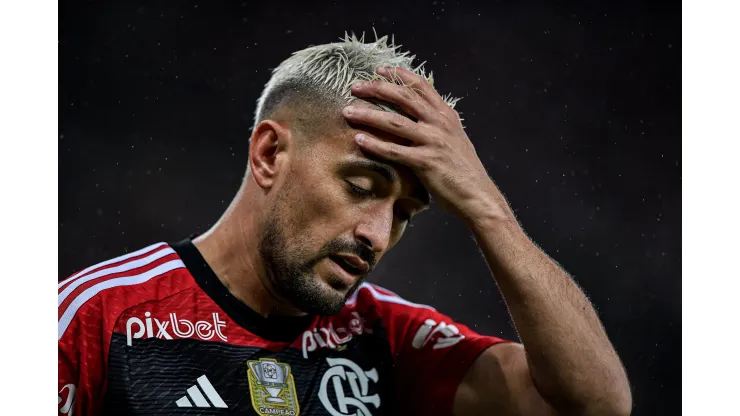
xmin=126 ymin=312 xmax=227 ymax=346
xmin=302 ymin=312 xmax=370 ymax=359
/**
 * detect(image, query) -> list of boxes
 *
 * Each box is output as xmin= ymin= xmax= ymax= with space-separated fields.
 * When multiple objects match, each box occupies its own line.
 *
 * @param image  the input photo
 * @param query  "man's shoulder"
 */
xmin=58 ymin=242 xmax=190 ymax=302
xmin=58 ymin=242 xmax=194 ymax=340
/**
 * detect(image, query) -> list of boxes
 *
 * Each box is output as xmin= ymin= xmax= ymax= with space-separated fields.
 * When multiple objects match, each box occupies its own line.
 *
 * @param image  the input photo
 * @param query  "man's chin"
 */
xmin=325 ymin=273 xmax=351 ymax=291
xmin=303 ymin=296 xmax=346 ymax=316
xmin=308 ymin=275 xmax=367 ymax=316
xmin=326 ymin=270 xmax=367 ymax=296
xmin=286 ymin=279 xmax=348 ymax=316
xmin=316 ymin=280 xmax=353 ymax=313
xmin=280 ymin=266 xmax=365 ymax=316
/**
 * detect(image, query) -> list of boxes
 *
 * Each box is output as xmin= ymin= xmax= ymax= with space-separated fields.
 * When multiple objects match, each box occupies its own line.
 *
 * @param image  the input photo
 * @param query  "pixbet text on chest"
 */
xmin=125 ymin=312 xmax=228 ymax=346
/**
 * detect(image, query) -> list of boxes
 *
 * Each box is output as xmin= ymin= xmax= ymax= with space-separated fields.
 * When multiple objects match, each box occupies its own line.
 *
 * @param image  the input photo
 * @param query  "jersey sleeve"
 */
xmin=57 ymin=242 xmax=185 ymax=415
xmin=58 ymin=290 xmax=108 ymax=416
xmin=356 ymin=284 xmax=512 ymax=415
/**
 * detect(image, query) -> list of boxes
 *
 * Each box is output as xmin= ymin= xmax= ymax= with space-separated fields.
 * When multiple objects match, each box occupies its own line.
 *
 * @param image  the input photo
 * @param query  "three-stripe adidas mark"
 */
xmin=175 ymin=375 xmax=228 ymax=409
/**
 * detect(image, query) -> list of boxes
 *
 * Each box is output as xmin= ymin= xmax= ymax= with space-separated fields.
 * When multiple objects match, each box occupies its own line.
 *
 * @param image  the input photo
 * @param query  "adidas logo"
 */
xmin=175 ymin=375 xmax=228 ymax=409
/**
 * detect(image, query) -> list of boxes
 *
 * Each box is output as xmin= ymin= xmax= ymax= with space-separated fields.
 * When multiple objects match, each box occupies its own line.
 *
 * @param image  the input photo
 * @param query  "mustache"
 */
xmin=317 ymin=238 xmax=376 ymax=273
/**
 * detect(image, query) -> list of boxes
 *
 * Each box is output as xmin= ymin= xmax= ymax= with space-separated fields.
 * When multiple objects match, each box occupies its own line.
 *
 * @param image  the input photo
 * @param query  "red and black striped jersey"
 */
xmin=58 ymin=238 xmax=509 ymax=415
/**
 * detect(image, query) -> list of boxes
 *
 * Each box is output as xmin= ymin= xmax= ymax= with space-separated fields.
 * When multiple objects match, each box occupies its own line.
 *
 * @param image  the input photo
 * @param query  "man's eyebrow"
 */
xmin=347 ymin=159 xmax=397 ymax=183
xmin=340 ymin=159 xmax=431 ymax=207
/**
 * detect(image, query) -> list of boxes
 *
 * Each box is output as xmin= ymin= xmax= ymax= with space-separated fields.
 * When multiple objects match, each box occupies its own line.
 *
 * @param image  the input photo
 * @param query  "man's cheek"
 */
xmin=304 ymin=184 xmax=347 ymax=223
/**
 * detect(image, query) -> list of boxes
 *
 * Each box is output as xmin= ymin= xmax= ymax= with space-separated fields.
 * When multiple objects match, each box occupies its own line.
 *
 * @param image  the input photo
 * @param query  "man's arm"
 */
xmin=455 ymin=343 xmax=557 ymax=415
xmin=455 ymin=197 xmax=632 ymax=415
xmin=342 ymin=65 xmax=631 ymax=414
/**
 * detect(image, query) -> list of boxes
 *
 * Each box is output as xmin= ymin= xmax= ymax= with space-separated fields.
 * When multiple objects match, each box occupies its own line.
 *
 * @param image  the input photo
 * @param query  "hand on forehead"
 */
xmin=338 ymin=110 xmax=431 ymax=208
xmin=344 ymin=99 xmax=413 ymax=147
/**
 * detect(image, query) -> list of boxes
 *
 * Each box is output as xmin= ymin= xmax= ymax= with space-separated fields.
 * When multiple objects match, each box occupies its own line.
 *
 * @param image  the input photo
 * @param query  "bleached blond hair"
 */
xmin=251 ymin=31 xmax=460 ymax=137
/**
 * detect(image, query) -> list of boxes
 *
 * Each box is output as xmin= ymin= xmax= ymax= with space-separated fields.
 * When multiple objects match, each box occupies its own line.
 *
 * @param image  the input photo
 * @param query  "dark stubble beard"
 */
xmin=258 ymin=209 xmax=374 ymax=316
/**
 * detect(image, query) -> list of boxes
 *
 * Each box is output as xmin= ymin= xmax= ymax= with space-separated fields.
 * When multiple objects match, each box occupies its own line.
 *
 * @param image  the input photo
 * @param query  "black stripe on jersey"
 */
xmin=103 ymin=330 xmax=397 ymax=415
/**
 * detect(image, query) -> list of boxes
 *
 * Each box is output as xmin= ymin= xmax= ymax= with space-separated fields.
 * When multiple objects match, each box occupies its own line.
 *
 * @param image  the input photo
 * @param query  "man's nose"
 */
xmin=354 ymin=207 xmax=394 ymax=254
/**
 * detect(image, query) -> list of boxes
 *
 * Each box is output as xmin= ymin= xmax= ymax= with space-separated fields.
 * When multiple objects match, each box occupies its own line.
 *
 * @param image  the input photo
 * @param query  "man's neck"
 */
xmin=191 ymin=196 xmax=306 ymax=319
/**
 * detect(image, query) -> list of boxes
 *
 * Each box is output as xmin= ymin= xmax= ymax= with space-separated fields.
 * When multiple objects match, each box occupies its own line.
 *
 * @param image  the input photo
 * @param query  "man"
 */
xmin=58 ymin=33 xmax=631 ymax=415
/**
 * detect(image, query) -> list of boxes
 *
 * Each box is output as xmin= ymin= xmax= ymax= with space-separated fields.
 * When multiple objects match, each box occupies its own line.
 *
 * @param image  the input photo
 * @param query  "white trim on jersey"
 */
xmin=57 ymin=259 xmax=185 ymax=340
xmin=58 ymin=246 xmax=176 ymax=307
xmin=346 ymin=283 xmax=365 ymax=305
xmin=347 ymin=282 xmax=436 ymax=311
xmin=365 ymin=283 xmax=401 ymax=298
xmin=58 ymin=242 xmax=167 ymax=290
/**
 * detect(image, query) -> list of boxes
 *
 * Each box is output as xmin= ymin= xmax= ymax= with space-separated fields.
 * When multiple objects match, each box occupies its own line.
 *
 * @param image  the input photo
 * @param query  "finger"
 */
xmin=377 ymin=66 xmax=448 ymax=110
xmin=354 ymin=133 xmax=424 ymax=167
xmin=343 ymin=105 xmax=430 ymax=145
xmin=351 ymin=79 xmax=430 ymax=121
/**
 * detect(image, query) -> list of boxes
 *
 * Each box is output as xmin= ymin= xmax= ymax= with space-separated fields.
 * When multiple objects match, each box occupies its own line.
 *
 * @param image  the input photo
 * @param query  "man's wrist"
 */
xmin=458 ymin=181 xmax=517 ymax=232
xmin=467 ymin=209 xmax=522 ymax=242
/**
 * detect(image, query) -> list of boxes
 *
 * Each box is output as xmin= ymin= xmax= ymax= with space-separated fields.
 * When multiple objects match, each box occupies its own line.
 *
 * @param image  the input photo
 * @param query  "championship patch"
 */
xmin=246 ymin=358 xmax=300 ymax=416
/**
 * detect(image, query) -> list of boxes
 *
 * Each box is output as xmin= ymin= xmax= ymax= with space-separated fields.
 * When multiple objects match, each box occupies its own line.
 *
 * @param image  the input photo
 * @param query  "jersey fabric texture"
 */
xmin=58 ymin=238 xmax=509 ymax=415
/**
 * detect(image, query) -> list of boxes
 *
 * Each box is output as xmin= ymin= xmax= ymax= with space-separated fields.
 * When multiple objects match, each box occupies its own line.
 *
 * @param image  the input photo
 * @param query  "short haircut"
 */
xmin=251 ymin=31 xmax=460 ymax=141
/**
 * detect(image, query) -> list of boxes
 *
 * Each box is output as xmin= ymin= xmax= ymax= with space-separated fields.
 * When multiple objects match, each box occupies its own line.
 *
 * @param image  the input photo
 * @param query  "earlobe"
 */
xmin=248 ymin=120 xmax=287 ymax=190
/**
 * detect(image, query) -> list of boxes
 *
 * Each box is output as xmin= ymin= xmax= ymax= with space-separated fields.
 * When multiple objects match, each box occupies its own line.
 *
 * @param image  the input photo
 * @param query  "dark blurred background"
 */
xmin=59 ymin=0 xmax=680 ymax=414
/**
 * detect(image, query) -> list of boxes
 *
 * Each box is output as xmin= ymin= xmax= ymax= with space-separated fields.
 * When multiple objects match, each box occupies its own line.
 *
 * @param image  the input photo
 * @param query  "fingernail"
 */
xmin=352 ymin=81 xmax=364 ymax=89
xmin=355 ymin=133 xmax=365 ymax=144
xmin=344 ymin=106 xmax=354 ymax=116
xmin=377 ymin=66 xmax=388 ymax=74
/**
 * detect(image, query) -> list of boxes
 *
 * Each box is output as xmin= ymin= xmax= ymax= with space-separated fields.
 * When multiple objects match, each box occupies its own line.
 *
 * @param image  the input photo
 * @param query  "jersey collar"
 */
xmin=170 ymin=237 xmax=315 ymax=342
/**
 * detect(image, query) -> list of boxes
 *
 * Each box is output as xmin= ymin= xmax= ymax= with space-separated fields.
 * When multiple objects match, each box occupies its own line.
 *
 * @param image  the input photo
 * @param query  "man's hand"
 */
xmin=342 ymin=66 xmax=508 ymax=226
xmin=343 ymin=66 xmax=632 ymax=415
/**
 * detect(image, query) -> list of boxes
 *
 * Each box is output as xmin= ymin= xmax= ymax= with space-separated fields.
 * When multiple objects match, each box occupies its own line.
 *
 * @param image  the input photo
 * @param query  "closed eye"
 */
xmin=346 ymin=181 xmax=415 ymax=225
xmin=347 ymin=182 xmax=374 ymax=198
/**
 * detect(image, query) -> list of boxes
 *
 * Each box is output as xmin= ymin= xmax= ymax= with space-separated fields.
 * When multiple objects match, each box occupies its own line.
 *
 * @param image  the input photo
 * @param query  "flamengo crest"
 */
xmin=319 ymin=357 xmax=380 ymax=416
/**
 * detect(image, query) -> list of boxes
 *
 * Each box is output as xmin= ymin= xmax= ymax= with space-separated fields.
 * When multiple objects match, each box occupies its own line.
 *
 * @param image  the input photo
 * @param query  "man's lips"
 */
xmin=328 ymin=254 xmax=370 ymax=275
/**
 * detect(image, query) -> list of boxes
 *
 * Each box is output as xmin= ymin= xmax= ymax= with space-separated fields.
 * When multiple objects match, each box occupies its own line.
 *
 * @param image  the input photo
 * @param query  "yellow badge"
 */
xmin=246 ymin=358 xmax=300 ymax=416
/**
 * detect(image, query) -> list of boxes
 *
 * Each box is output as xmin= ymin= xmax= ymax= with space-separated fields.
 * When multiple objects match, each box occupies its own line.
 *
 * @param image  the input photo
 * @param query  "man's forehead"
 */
xmin=327 ymin=121 xmax=430 ymax=207
xmin=340 ymin=154 xmax=431 ymax=208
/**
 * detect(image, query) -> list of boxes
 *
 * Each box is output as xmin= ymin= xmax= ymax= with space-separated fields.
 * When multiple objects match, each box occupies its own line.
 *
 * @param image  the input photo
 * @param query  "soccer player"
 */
xmin=58 ymin=33 xmax=631 ymax=415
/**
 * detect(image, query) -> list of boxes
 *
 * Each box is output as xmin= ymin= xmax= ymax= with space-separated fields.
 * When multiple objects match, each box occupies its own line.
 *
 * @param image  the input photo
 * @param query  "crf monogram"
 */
xmin=126 ymin=312 xmax=227 ymax=346
xmin=318 ymin=358 xmax=380 ymax=416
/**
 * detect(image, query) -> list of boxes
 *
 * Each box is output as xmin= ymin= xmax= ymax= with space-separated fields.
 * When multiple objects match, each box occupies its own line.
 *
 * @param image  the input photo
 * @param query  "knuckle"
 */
xmin=430 ymin=148 xmax=444 ymax=161
xmin=430 ymin=133 xmax=445 ymax=146
xmin=389 ymin=113 xmax=407 ymax=129
xmin=440 ymin=112 xmax=458 ymax=130
xmin=436 ymin=118 xmax=451 ymax=133
xmin=417 ymin=155 xmax=433 ymax=171
xmin=399 ymin=87 xmax=415 ymax=101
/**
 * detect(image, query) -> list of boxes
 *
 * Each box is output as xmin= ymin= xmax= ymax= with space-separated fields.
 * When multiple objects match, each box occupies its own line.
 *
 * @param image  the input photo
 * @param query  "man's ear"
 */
xmin=249 ymin=120 xmax=291 ymax=190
